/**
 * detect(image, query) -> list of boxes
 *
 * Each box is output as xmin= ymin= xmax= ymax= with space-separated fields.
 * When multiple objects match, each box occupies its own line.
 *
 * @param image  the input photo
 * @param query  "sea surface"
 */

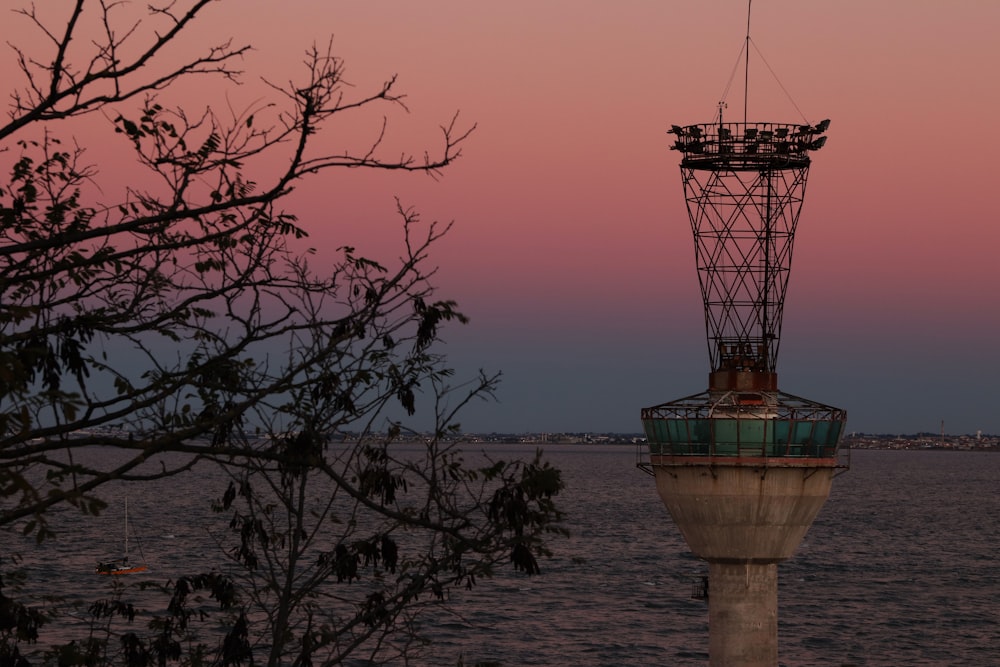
xmin=9 ymin=446 xmax=999 ymax=666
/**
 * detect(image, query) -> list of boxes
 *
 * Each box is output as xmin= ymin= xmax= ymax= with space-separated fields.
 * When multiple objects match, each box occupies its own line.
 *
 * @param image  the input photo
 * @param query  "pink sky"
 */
xmin=6 ymin=1 xmax=999 ymax=434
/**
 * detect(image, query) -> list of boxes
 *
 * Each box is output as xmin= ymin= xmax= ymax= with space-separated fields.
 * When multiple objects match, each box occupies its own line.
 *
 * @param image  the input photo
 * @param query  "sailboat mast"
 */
xmin=124 ymin=496 xmax=129 ymax=559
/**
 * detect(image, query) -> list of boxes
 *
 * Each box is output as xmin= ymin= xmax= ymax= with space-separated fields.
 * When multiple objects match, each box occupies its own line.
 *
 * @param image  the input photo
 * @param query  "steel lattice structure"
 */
xmin=670 ymin=121 xmax=829 ymax=375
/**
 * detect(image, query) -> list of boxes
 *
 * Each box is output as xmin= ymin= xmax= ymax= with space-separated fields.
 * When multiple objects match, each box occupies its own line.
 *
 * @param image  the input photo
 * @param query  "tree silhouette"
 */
xmin=0 ymin=2 xmax=564 ymax=664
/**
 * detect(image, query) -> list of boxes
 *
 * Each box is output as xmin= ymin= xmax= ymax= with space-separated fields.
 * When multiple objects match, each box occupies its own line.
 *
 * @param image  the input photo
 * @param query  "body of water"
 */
xmin=9 ymin=446 xmax=999 ymax=665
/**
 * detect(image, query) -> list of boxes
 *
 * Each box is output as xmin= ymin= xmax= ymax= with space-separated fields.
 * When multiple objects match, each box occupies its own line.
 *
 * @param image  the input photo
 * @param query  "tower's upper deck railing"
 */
xmin=669 ymin=120 xmax=829 ymax=170
xmin=640 ymin=389 xmax=846 ymax=461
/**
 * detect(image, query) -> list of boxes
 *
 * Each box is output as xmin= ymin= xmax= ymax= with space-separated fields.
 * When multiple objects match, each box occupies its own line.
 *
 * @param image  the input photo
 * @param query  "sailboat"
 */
xmin=95 ymin=497 xmax=148 ymax=575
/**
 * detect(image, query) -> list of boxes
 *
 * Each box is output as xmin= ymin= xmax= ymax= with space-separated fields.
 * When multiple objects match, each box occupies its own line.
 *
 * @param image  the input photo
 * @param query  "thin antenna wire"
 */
xmin=744 ymin=0 xmax=752 ymax=123
xmin=717 ymin=41 xmax=746 ymax=120
xmin=748 ymin=39 xmax=811 ymax=124
xmin=720 ymin=0 xmax=809 ymax=124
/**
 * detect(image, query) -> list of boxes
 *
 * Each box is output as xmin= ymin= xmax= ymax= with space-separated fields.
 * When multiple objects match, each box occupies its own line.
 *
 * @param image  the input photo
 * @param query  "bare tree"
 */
xmin=0 ymin=2 xmax=564 ymax=664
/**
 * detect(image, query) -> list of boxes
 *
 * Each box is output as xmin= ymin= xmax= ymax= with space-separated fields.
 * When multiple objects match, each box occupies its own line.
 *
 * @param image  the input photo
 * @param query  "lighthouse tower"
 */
xmin=638 ymin=27 xmax=846 ymax=667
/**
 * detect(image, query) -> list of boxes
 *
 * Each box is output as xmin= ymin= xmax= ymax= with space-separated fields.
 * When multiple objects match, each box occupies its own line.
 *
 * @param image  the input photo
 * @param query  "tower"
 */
xmin=638 ymin=35 xmax=846 ymax=667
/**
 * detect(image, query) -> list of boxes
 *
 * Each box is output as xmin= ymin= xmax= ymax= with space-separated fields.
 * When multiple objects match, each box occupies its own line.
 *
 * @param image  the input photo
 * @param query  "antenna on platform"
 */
xmin=744 ymin=0 xmax=752 ymax=123
xmin=719 ymin=0 xmax=811 ymax=126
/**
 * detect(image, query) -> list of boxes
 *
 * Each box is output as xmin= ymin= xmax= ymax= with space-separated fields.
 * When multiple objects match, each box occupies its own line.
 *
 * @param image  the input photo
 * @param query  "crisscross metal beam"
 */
xmin=672 ymin=122 xmax=820 ymax=374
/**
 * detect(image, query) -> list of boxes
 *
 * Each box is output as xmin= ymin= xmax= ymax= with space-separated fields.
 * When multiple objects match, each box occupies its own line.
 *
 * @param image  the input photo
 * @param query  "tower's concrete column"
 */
xmin=650 ymin=462 xmax=835 ymax=666
xmin=707 ymin=561 xmax=778 ymax=667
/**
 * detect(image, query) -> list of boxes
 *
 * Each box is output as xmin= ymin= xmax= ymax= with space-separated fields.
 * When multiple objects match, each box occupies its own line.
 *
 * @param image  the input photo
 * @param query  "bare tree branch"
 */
xmin=1 ymin=2 xmax=562 ymax=664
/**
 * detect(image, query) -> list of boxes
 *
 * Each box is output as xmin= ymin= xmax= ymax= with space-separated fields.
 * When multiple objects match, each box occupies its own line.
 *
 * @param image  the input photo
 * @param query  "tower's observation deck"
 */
xmin=642 ymin=389 xmax=844 ymax=460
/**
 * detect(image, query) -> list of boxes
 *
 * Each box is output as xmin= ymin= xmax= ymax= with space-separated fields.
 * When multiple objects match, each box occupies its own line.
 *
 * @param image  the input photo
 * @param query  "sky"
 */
xmin=6 ymin=1 xmax=1000 ymax=435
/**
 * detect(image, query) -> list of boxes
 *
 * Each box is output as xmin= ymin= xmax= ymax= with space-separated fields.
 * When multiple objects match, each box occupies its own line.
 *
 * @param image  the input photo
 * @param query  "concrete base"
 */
xmin=652 ymin=463 xmax=835 ymax=561
xmin=708 ymin=562 xmax=778 ymax=667
xmin=651 ymin=461 xmax=836 ymax=666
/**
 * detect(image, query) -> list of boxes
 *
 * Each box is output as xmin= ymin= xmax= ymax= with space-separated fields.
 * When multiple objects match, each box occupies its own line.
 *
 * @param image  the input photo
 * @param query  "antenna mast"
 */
xmin=744 ymin=0 xmax=751 ymax=123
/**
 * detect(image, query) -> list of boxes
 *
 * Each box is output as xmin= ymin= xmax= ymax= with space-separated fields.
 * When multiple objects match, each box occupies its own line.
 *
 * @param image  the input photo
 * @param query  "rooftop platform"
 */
xmin=669 ymin=120 xmax=829 ymax=170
